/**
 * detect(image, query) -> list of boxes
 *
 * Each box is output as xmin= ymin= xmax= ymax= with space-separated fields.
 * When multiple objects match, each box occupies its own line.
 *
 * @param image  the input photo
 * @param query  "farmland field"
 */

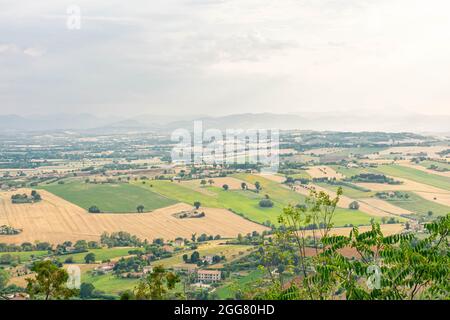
xmin=0 ymin=189 xmax=267 ymax=244
xmin=384 ymin=192 xmax=450 ymax=218
xmin=146 ymin=174 xmax=381 ymax=226
xmin=0 ymin=250 xmax=48 ymax=263
xmin=215 ymin=269 xmax=264 ymax=299
xmin=57 ymin=247 xmax=142 ymax=264
xmin=39 ymin=180 xmax=177 ymax=213
xmin=315 ymin=182 xmax=375 ymax=199
xmin=374 ymin=165 xmax=450 ymax=191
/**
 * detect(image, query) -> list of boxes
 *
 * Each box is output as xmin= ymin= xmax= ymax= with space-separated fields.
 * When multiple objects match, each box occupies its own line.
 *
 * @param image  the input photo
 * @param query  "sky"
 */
xmin=1 ymin=0 xmax=450 ymax=117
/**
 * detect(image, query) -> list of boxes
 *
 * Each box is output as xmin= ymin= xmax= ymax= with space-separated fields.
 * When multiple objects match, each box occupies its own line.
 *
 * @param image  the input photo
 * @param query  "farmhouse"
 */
xmin=95 ymin=262 xmax=116 ymax=273
xmin=197 ymin=270 xmax=221 ymax=283
xmin=202 ymin=255 xmax=214 ymax=264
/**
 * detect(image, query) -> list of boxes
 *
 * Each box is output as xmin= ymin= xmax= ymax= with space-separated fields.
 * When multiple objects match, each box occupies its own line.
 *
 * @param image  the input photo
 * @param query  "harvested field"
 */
xmin=411 ymin=191 xmax=450 ymax=207
xmin=0 ymin=189 xmax=268 ymax=245
xmin=359 ymin=198 xmax=413 ymax=215
xmin=306 ymin=166 xmax=344 ymax=179
xmin=291 ymin=184 xmax=400 ymax=218
xmin=397 ymin=162 xmax=450 ymax=178
xmin=301 ymin=223 xmax=405 ymax=238
xmin=378 ymin=146 xmax=448 ymax=158
xmin=256 ymin=173 xmax=286 ymax=183
xmin=303 ymin=148 xmax=343 ymax=156
xmin=354 ymin=176 xmax=450 ymax=194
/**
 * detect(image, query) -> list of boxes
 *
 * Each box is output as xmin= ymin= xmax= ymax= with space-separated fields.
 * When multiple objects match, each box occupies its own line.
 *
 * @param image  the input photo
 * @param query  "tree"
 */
xmin=194 ymin=201 xmax=201 ymax=210
xmin=134 ymin=265 xmax=180 ymax=300
xmin=190 ymin=251 xmax=200 ymax=263
xmin=88 ymin=206 xmax=101 ymax=213
xmin=79 ymin=283 xmax=95 ymax=299
xmin=0 ymin=268 xmax=10 ymax=299
xmin=259 ymin=199 xmax=274 ymax=208
xmin=208 ymin=179 xmax=214 ymax=185
xmin=349 ymin=201 xmax=360 ymax=210
xmin=200 ymin=180 xmax=207 ymax=187
xmin=26 ymin=261 xmax=77 ymax=300
xmin=222 ymin=184 xmax=229 ymax=191
xmin=255 ymin=181 xmax=261 ymax=192
xmin=182 ymin=254 xmax=189 ymax=263
xmin=241 ymin=182 xmax=247 ymax=190
xmin=84 ymin=253 xmax=96 ymax=264
xmin=74 ymin=240 xmax=88 ymax=251
xmin=137 ymin=205 xmax=145 ymax=213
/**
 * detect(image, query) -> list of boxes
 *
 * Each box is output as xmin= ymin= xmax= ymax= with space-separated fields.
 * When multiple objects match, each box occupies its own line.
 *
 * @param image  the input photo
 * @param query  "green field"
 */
xmin=0 ymin=250 xmax=49 ymax=263
xmin=418 ymin=160 xmax=450 ymax=172
xmin=40 ymin=180 xmax=177 ymax=213
xmin=315 ymin=182 xmax=375 ymax=199
xmin=82 ymin=272 xmax=139 ymax=295
xmin=215 ymin=269 xmax=264 ymax=299
xmin=329 ymin=165 xmax=378 ymax=178
xmin=375 ymin=165 xmax=450 ymax=191
xmin=385 ymin=192 xmax=450 ymax=218
xmin=58 ymin=247 xmax=141 ymax=264
xmin=140 ymin=175 xmax=380 ymax=227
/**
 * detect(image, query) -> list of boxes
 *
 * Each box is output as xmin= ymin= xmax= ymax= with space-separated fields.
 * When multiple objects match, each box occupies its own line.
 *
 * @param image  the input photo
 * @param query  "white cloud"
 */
xmin=0 ymin=0 xmax=450 ymax=116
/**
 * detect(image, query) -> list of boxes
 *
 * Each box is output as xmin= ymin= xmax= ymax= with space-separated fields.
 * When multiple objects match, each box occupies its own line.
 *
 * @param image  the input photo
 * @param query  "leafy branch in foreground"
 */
xmin=122 ymin=265 xmax=181 ymax=300
xmin=256 ymin=188 xmax=449 ymax=300
xmin=26 ymin=260 xmax=78 ymax=300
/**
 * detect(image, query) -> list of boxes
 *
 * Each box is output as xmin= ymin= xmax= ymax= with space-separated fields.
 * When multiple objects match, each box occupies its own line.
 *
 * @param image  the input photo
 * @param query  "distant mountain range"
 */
xmin=0 ymin=112 xmax=449 ymax=134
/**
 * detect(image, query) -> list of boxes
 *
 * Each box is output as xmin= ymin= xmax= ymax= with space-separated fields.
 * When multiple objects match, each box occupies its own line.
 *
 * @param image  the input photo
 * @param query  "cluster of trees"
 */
xmin=0 ymin=242 xmax=52 ymax=253
xmin=100 ymin=232 xmax=143 ymax=248
xmin=11 ymin=190 xmax=42 ymax=204
xmin=0 ymin=225 xmax=22 ymax=235
xmin=113 ymin=256 xmax=149 ymax=276
xmin=190 ymin=233 xmax=221 ymax=243
xmin=348 ymin=173 xmax=402 ymax=185
xmin=376 ymin=191 xmax=410 ymax=200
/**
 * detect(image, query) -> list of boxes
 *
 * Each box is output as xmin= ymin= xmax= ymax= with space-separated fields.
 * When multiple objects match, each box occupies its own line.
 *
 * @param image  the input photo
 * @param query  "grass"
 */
xmin=58 ymin=247 xmax=141 ymax=264
xmin=315 ymin=182 xmax=376 ymax=199
xmin=329 ymin=165 xmax=378 ymax=179
xmin=374 ymin=165 xmax=450 ymax=191
xmin=139 ymin=175 xmax=381 ymax=227
xmin=215 ymin=269 xmax=264 ymax=299
xmin=82 ymin=272 xmax=139 ymax=295
xmin=385 ymin=192 xmax=450 ymax=218
xmin=418 ymin=160 xmax=450 ymax=171
xmin=39 ymin=180 xmax=177 ymax=213
xmin=157 ymin=242 xmax=253 ymax=268
xmin=0 ymin=250 xmax=48 ymax=263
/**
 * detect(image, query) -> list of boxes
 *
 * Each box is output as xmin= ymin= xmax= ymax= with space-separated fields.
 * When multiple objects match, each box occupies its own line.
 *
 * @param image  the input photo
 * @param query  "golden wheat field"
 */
xmin=0 ymin=190 xmax=268 ymax=245
xmin=306 ymin=166 xmax=344 ymax=179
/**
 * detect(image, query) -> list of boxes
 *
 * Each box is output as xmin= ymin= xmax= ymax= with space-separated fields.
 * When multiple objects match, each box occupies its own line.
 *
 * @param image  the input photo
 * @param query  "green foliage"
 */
xmin=133 ymin=265 xmax=180 ymax=300
xmin=84 ymin=253 xmax=96 ymax=264
xmin=26 ymin=260 xmax=78 ymax=300
xmin=256 ymin=188 xmax=449 ymax=300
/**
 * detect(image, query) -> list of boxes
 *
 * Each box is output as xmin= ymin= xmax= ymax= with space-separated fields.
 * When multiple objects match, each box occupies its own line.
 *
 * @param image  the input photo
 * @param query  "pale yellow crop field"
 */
xmin=0 ymin=190 xmax=268 ymax=245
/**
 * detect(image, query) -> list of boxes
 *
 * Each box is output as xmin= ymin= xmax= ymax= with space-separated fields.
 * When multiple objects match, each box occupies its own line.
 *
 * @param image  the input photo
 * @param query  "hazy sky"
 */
xmin=1 ymin=0 xmax=450 ymax=117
